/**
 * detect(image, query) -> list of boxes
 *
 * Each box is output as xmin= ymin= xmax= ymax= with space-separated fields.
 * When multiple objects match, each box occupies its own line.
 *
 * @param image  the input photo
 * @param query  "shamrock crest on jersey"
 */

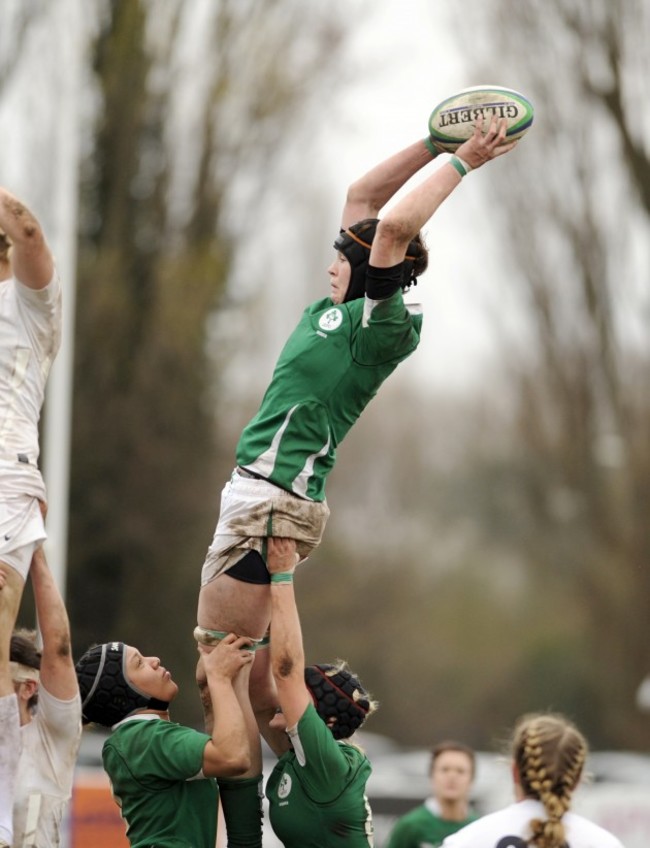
xmin=278 ymin=772 xmax=292 ymax=799
xmin=318 ymin=308 xmax=343 ymax=332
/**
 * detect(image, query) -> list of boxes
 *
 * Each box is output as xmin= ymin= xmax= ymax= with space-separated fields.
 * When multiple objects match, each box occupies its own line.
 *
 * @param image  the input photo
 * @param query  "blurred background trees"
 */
xmin=67 ymin=0 xmax=348 ymax=719
xmin=437 ymin=0 xmax=650 ymax=747
xmin=3 ymin=0 xmax=648 ymax=750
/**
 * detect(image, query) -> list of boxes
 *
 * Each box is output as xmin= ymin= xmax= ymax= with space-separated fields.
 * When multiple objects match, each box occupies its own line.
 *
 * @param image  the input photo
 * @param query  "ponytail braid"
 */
xmin=512 ymin=713 xmax=587 ymax=848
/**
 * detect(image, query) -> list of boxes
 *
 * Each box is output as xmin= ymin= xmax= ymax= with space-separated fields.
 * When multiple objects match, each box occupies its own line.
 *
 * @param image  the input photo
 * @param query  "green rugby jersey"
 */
xmin=385 ymin=802 xmax=478 ymax=848
xmin=237 ymin=291 xmax=422 ymax=500
xmin=102 ymin=715 xmax=218 ymax=848
xmin=266 ymin=703 xmax=374 ymax=847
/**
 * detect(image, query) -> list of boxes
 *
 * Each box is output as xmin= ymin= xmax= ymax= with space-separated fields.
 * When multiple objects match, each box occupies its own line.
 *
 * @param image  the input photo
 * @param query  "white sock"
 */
xmin=0 ymin=693 xmax=21 ymax=845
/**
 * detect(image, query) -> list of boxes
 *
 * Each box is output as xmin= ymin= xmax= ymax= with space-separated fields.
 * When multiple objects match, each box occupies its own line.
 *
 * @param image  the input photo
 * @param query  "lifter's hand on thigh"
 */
xmin=200 ymin=633 xmax=255 ymax=682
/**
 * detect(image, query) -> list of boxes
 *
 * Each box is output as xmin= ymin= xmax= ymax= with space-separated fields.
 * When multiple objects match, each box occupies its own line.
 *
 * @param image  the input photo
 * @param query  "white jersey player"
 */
xmin=0 ymin=186 xmax=61 ymax=848
xmin=442 ymin=712 xmax=624 ymax=848
xmin=11 ymin=548 xmax=81 ymax=848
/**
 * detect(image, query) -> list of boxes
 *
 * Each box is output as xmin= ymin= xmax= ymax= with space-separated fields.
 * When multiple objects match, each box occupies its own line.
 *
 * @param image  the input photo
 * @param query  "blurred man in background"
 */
xmin=385 ymin=740 xmax=477 ymax=848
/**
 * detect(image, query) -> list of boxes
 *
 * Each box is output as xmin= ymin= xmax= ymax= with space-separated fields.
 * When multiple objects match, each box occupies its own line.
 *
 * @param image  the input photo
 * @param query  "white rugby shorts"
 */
xmin=0 ymin=496 xmax=46 ymax=579
xmin=200 ymin=468 xmax=330 ymax=585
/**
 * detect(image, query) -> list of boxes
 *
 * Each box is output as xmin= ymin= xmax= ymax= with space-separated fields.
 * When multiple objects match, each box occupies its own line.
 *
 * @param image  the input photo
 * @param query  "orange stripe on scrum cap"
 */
xmin=343 ymin=226 xmax=418 ymax=261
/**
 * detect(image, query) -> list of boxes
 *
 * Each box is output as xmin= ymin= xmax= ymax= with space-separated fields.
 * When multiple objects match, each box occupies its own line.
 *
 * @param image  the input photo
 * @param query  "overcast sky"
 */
xmin=1 ymin=0 xmax=527 ymax=396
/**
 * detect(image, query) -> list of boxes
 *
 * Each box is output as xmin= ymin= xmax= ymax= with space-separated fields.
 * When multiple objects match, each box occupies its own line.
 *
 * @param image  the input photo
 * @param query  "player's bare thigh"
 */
xmin=197 ymin=574 xmax=271 ymax=641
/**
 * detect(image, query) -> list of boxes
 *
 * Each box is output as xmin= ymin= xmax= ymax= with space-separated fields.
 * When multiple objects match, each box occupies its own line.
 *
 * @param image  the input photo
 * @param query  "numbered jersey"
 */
xmin=441 ymin=799 xmax=624 ymax=848
xmin=266 ymin=703 xmax=374 ymax=847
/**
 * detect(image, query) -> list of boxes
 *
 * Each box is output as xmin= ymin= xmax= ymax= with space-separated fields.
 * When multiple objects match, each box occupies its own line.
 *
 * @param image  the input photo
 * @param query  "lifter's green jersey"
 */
xmin=266 ymin=703 xmax=374 ymax=847
xmin=237 ymin=291 xmax=422 ymax=500
xmin=102 ymin=715 xmax=218 ymax=848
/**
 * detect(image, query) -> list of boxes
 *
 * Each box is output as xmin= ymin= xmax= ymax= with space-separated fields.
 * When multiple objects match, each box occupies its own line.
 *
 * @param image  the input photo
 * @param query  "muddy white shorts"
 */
xmin=200 ymin=468 xmax=330 ymax=585
xmin=0 ymin=496 xmax=46 ymax=579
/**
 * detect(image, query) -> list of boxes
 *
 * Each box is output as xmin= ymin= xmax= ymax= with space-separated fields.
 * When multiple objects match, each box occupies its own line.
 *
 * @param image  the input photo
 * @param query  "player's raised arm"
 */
xmin=30 ymin=547 xmax=78 ymax=701
xmin=200 ymin=634 xmax=255 ymax=778
xmin=267 ymin=538 xmax=310 ymax=729
xmin=369 ymin=116 xmax=517 ymax=271
xmin=0 ymin=187 xmax=54 ymax=289
xmin=341 ymin=138 xmax=440 ymax=230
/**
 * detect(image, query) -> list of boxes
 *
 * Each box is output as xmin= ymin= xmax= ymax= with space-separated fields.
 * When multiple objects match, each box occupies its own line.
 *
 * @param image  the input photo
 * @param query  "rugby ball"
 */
xmin=428 ymin=85 xmax=534 ymax=153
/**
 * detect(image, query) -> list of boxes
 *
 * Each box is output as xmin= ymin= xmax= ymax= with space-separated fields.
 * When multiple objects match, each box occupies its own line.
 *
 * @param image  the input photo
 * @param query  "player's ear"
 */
xmin=16 ymin=679 xmax=38 ymax=702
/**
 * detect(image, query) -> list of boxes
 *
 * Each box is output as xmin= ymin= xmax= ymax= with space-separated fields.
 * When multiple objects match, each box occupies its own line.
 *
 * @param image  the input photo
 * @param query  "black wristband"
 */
xmin=365 ymin=262 xmax=404 ymax=300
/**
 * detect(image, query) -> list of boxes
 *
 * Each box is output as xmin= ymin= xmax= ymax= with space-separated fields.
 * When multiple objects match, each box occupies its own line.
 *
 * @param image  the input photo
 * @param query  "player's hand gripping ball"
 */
xmin=428 ymin=85 xmax=534 ymax=153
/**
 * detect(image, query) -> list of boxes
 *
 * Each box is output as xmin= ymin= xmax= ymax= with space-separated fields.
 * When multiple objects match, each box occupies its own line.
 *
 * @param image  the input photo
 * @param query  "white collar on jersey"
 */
xmin=111 ymin=712 xmax=165 ymax=731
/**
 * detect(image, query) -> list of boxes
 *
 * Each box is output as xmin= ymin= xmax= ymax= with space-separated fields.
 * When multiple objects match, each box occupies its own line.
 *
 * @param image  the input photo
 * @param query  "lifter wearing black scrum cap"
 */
xmin=75 ymin=635 xmax=262 ymax=848
xmin=262 ymin=537 xmax=378 ymax=848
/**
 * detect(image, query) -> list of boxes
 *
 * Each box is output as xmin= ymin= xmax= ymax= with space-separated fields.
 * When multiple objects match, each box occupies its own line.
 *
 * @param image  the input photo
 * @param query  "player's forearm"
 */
xmin=30 ymin=548 xmax=72 ymax=657
xmin=0 ymin=187 xmax=53 ymax=287
xmin=269 ymin=583 xmax=305 ymax=680
xmin=380 ymin=163 xmax=460 ymax=247
xmin=207 ymin=679 xmax=251 ymax=774
xmin=345 ymin=140 xmax=433 ymax=219
xmin=0 ymin=188 xmax=41 ymax=242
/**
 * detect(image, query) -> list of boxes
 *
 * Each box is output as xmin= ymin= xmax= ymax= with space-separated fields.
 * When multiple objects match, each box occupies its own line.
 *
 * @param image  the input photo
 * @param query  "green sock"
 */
xmin=217 ymin=774 xmax=263 ymax=848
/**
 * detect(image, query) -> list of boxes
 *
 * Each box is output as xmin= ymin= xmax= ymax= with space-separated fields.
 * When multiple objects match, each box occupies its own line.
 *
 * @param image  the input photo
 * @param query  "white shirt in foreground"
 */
xmin=13 ymin=684 xmax=82 ymax=848
xmin=442 ymin=798 xmax=624 ymax=848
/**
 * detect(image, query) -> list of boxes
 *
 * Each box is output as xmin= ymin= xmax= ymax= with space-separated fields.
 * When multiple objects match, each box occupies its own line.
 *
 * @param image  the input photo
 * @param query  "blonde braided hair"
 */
xmin=512 ymin=713 xmax=587 ymax=848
